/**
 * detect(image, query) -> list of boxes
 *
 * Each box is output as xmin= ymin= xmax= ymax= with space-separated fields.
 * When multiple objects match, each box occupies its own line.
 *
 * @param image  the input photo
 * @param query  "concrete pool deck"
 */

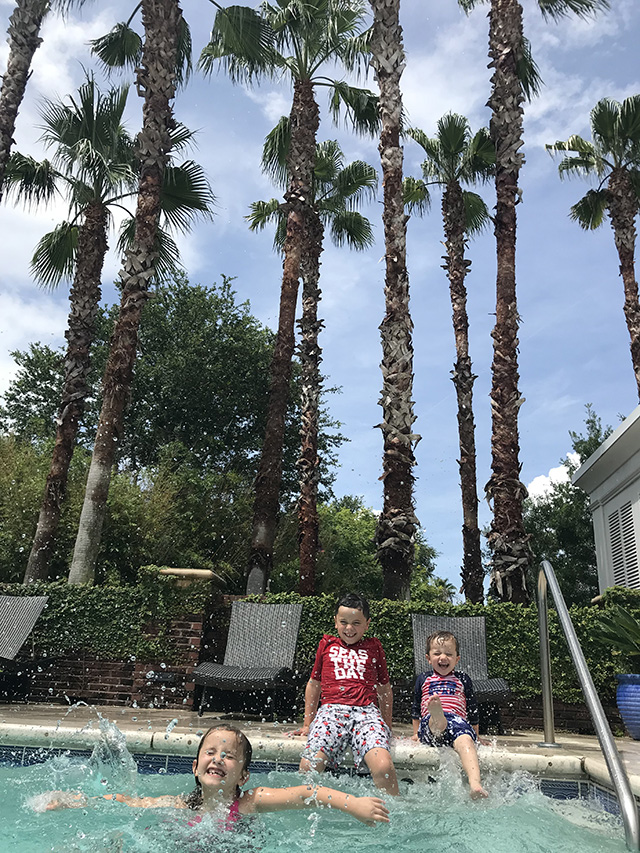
xmin=1 ymin=701 xmax=639 ymax=798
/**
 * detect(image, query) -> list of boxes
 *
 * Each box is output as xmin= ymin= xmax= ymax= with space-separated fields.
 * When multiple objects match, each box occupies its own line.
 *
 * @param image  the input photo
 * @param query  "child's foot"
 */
xmin=470 ymin=785 xmax=488 ymax=800
xmin=427 ymin=696 xmax=447 ymax=734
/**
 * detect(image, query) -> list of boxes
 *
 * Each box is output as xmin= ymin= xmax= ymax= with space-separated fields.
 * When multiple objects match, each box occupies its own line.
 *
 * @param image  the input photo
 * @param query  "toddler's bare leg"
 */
xmin=427 ymin=696 xmax=447 ymax=735
xmin=299 ymin=750 xmax=328 ymax=774
xmin=453 ymin=734 xmax=488 ymax=799
xmin=363 ymin=747 xmax=399 ymax=795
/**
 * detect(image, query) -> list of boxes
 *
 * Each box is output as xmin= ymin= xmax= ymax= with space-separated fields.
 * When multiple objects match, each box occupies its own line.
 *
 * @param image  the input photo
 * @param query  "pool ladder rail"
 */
xmin=537 ymin=559 xmax=640 ymax=851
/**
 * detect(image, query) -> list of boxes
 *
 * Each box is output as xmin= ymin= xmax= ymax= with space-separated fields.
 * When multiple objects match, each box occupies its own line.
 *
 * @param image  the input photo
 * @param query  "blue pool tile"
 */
xmin=540 ymin=780 xmax=581 ymax=800
xmin=133 ymin=753 xmax=168 ymax=775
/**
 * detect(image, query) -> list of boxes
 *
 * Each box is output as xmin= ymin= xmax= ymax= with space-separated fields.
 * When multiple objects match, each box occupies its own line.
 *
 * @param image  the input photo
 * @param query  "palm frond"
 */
xmin=116 ymin=218 xmax=183 ymax=283
xmin=537 ymin=0 xmax=609 ymax=22
xmin=462 ymin=127 xmax=495 ymax=183
xmin=569 ymin=188 xmax=608 ymax=229
xmin=175 ymin=17 xmax=193 ymax=88
xmin=246 ymin=198 xmax=283 ymax=231
xmin=31 ymin=221 xmax=77 ymax=289
xmin=457 ymin=0 xmax=483 ymax=11
xmin=590 ymin=97 xmax=624 ymax=156
xmin=546 ymin=135 xmax=607 ymax=178
xmin=328 ymin=81 xmax=379 ymax=136
xmin=518 ymin=35 xmax=542 ymax=102
xmin=4 ymin=153 xmax=59 ymax=207
xmin=331 ymin=160 xmax=377 ymax=206
xmin=462 ymin=190 xmax=491 ymax=236
xmin=160 ymin=161 xmax=215 ymax=232
xmin=436 ymin=113 xmax=470 ymax=160
xmin=199 ymin=5 xmax=278 ymax=84
xmin=339 ymin=28 xmax=373 ymax=77
xmin=327 ymin=209 xmax=374 ymax=250
xmin=91 ymin=23 xmax=143 ymax=73
xmin=403 ymin=176 xmax=430 ymax=216
xmin=618 ymin=95 xmax=640 ymax=149
xmin=314 ymin=138 xmax=343 ymax=186
xmin=261 ymin=116 xmax=290 ymax=188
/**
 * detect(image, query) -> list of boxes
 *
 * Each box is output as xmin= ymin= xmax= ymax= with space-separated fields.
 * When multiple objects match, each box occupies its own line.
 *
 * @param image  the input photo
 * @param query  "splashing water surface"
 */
xmin=0 ymin=726 xmax=628 ymax=853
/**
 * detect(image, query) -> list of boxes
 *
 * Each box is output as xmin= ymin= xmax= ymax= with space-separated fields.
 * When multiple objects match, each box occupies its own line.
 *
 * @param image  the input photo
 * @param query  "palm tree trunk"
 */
xmin=297 ymin=210 xmax=324 ymax=596
xmin=485 ymin=0 xmax=531 ymax=604
xmin=608 ymin=168 xmax=640 ymax=400
xmin=369 ymin=0 xmax=419 ymax=601
xmin=246 ymin=79 xmax=319 ymax=595
xmin=0 ymin=0 xmax=49 ymax=200
xmin=24 ymin=202 xmax=107 ymax=584
xmin=442 ymin=183 xmax=483 ymax=603
xmin=68 ymin=0 xmax=181 ymax=585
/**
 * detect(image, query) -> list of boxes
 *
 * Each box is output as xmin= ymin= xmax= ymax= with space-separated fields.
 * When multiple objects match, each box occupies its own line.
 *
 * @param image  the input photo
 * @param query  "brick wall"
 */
xmin=7 ymin=612 xmax=204 ymax=710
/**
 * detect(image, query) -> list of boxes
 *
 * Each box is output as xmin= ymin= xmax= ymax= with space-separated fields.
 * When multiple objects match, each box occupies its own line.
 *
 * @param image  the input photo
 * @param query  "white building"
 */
xmin=572 ymin=405 xmax=640 ymax=593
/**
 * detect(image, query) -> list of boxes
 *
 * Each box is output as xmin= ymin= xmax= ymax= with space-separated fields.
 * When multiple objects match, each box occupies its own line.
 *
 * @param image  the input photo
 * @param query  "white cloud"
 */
xmin=0 ymin=290 xmax=68 ymax=394
xmin=527 ymin=453 xmax=579 ymax=499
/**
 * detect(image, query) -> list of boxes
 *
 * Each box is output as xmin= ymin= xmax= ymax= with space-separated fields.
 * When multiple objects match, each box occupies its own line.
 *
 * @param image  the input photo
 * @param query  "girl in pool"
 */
xmin=46 ymin=723 xmax=390 ymax=827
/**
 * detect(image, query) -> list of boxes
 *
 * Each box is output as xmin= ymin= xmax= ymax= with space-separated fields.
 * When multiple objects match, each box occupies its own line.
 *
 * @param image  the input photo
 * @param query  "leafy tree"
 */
xmin=547 ymin=95 xmax=640 ymax=399
xmin=5 ymin=75 xmax=213 ymax=584
xmin=0 ymin=344 xmax=65 ymax=443
xmin=405 ymin=114 xmax=494 ymax=603
xmin=368 ymin=0 xmax=419 ymax=600
xmin=271 ymin=495 xmax=444 ymax=600
xmin=524 ymin=405 xmax=612 ymax=605
xmin=249 ymin=128 xmax=376 ymax=593
xmin=0 ymin=277 xmax=346 ymax=582
xmin=201 ymin=0 xmax=378 ymax=595
xmin=460 ymin=0 xmax=609 ymax=604
xmin=69 ymin=0 xmax=188 ymax=585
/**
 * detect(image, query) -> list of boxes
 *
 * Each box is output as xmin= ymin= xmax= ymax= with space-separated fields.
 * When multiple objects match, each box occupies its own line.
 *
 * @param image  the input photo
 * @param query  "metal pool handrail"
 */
xmin=537 ymin=559 xmax=640 ymax=851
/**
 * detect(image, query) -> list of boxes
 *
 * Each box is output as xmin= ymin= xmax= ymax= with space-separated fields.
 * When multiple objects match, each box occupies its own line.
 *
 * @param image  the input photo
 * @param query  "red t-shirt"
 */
xmin=310 ymin=634 xmax=390 ymax=707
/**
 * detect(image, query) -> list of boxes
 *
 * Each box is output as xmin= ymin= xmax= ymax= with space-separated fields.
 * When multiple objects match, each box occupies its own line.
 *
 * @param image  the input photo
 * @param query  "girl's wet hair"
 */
xmin=184 ymin=724 xmax=253 ymax=810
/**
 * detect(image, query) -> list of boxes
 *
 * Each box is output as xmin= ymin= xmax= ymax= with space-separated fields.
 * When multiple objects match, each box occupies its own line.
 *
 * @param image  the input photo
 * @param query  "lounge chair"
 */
xmin=411 ymin=613 xmax=511 ymax=726
xmin=0 ymin=595 xmax=48 ymax=660
xmin=193 ymin=600 xmax=303 ymax=716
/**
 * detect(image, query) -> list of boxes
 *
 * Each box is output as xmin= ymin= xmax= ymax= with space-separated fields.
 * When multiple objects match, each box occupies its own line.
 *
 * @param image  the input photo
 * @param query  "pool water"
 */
xmin=0 ymin=749 xmax=628 ymax=853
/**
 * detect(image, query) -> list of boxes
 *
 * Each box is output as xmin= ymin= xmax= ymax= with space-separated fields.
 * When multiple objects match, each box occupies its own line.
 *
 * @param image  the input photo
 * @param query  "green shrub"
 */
xmin=253 ymin=591 xmax=632 ymax=705
xmin=0 ymin=568 xmax=211 ymax=663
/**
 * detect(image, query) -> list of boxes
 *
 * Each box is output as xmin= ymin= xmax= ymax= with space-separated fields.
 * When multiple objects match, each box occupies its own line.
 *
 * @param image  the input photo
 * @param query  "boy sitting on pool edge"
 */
xmin=289 ymin=592 xmax=399 ymax=795
xmin=412 ymin=629 xmax=488 ymax=799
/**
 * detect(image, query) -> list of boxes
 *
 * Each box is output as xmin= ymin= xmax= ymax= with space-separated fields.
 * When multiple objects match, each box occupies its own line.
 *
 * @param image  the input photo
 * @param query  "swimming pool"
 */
xmin=0 ymin=737 xmax=629 ymax=852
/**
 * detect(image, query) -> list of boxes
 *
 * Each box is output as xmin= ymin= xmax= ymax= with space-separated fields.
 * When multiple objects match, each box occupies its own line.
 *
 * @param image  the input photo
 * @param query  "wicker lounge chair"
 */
xmin=0 ymin=595 xmax=48 ymax=661
xmin=411 ymin=613 xmax=511 ymax=705
xmin=193 ymin=600 xmax=303 ymax=716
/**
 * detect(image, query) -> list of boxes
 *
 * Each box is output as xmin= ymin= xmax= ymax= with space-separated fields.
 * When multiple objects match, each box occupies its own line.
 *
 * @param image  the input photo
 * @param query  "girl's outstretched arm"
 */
xmin=240 ymin=784 xmax=390 ymax=825
xmin=43 ymin=791 xmax=184 ymax=810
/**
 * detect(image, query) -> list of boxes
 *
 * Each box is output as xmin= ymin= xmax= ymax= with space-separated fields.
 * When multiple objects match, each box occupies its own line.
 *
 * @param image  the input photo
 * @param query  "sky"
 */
xmin=1 ymin=0 xmax=639 ymax=596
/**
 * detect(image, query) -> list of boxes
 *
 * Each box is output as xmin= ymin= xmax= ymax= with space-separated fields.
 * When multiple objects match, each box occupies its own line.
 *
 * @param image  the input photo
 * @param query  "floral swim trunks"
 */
xmin=418 ymin=711 xmax=476 ymax=747
xmin=304 ymin=703 xmax=391 ymax=770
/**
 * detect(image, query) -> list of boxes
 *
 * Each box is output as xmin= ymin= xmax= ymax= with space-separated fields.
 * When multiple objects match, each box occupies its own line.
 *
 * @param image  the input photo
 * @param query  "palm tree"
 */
xmin=4 ymin=76 xmax=212 ymax=584
xmin=67 ymin=0 xmax=195 ymax=585
xmin=368 ymin=0 xmax=419 ymax=599
xmin=248 ymin=127 xmax=377 ymax=594
xmin=0 ymin=0 xmax=50 ymax=200
xmin=460 ymin=0 xmax=608 ymax=604
xmin=547 ymin=95 xmax=640 ymax=399
xmin=0 ymin=0 xmax=95 ymax=200
xmin=405 ymin=114 xmax=494 ymax=604
xmin=201 ymin=0 xmax=378 ymax=594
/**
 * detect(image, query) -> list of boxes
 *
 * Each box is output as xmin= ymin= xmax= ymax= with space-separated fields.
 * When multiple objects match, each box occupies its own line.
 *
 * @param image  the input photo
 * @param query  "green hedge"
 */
xmin=4 ymin=579 xmax=639 ymax=705
xmin=252 ymin=587 xmax=640 ymax=705
xmin=0 ymin=567 xmax=211 ymax=663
